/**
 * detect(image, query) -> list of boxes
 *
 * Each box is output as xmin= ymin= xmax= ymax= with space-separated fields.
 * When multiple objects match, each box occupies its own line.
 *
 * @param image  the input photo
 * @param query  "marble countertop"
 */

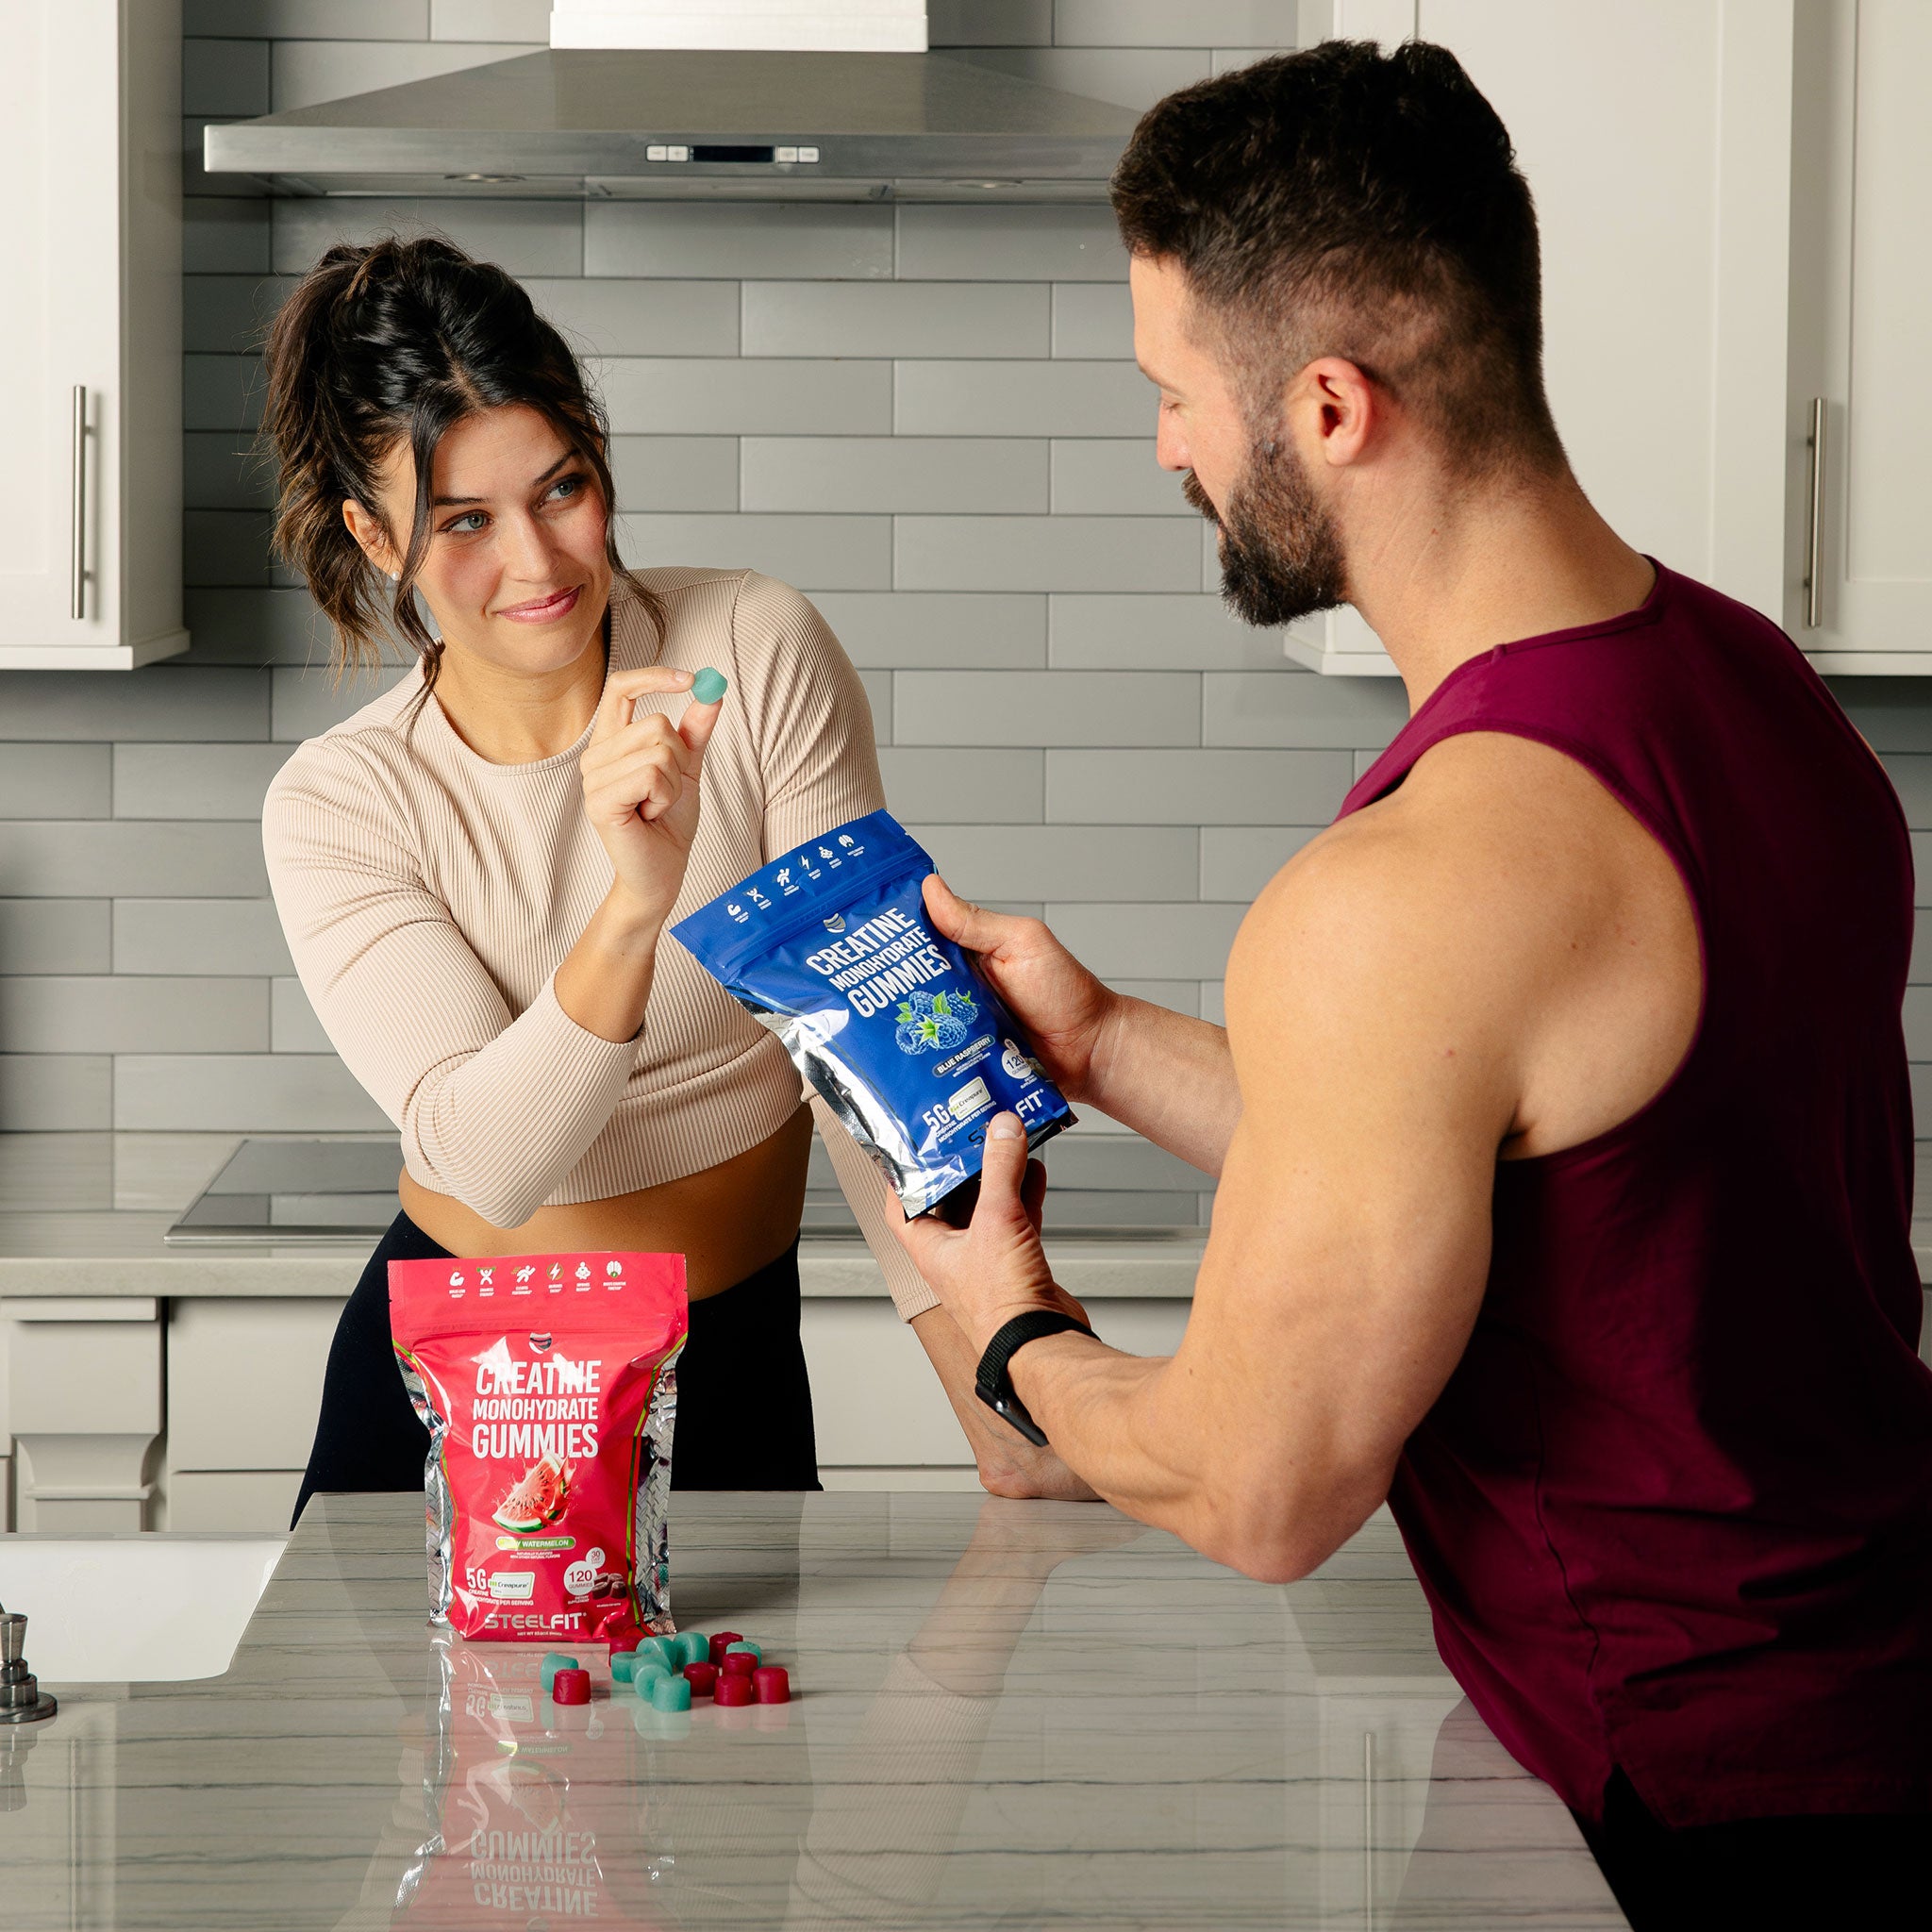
xmin=0 ymin=1491 xmax=1626 ymax=1930
xmin=0 ymin=1133 xmax=1206 ymax=1301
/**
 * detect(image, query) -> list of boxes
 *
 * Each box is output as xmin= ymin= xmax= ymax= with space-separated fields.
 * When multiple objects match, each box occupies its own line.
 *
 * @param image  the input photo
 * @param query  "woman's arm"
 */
xmin=733 ymin=572 xmax=1100 ymax=1495
xmin=264 ymin=668 xmax=720 ymax=1228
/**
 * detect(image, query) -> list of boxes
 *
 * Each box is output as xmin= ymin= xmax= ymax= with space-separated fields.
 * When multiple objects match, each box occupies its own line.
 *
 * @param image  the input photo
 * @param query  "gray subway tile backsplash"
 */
xmin=181 ymin=37 xmax=271 ymax=117
xmin=114 ymin=1054 xmax=391 ymax=1132
xmin=587 ymin=203 xmax=893 ymax=282
xmin=601 ymin=358 xmax=893 ymax=436
xmin=0 ymin=1056 xmax=114 ymax=1132
xmin=0 ymin=976 xmax=269 ymax=1056
xmin=1049 ymin=439 xmax=1191 ymax=516
xmin=741 ymin=437 xmax=1047 ymax=516
xmin=1044 ymin=901 xmax=1251 ymax=980
xmin=271 ymin=976 xmax=333 ymax=1053
xmin=741 ymin=280 xmax=1050 ymax=359
xmin=895 ymin=514 xmax=1202 ymax=593
xmin=0 ymin=904 xmax=112 ymax=977
xmin=895 ymin=358 xmax=1150 ymax=437
xmin=608 ymin=437 xmax=741 ymax=514
xmin=1048 ymin=593 xmax=1290 ymax=671
xmin=111 ymin=743 xmax=295 ymax=821
xmin=0 ymin=746 xmax=112 ymax=822
xmin=114 ymin=900 xmax=295 ymax=978
xmin=8 ymin=10 xmax=1919 ymax=1153
xmin=527 ymin=277 xmax=741 ymax=357
xmin=878 ymin=748 xmax=1045 ymax=824
xmin=895 ymin=669 xmax=1200 ymax=746
xmin=908 ymin=824 xmax=1199 ymax=902
xmin=270 ymin=37 xmax=536 ymax=114
xmin=0 ymin=823 xmax=270 ymax=900
xmin=809 ymin=592 xmax=1047 ymax=669
xmin=273 ymin=196 xmax=584 ymax=278
xmin=1047 ymin=748 xmax=1356 ymax=824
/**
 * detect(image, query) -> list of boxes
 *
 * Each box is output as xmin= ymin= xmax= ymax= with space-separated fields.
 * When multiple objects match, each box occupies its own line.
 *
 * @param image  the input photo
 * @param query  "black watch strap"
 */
xmin=974 ymin=1310 xmax=1091 ymax=1448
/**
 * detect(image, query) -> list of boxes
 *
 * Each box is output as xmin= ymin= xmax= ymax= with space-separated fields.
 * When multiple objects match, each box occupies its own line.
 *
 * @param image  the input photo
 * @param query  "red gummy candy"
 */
xmin=708 ymin=1629 xmax=743 ymax=1667
xmin=753 ymin=1665 xmax=791 ymax=1705
xmin=714 ymin=1673 xmax=754 ymax=1707
xmin=721 ymin=1651 xmax=757 ymax=1676
xmin=683 ymin=1662 xmax=718 ymax=1697
xmin=608 ymin=1634 xmax=641 ymax=1655
xmin=552 ymin=1667 xmax=591 ymax=1706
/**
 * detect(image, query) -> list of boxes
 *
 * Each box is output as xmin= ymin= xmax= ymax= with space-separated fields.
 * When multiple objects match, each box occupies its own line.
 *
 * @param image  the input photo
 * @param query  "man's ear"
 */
xmin=1294 ymin=356 xmax=1376 ymax=470
xmin=341 ymin=497 xmax=397 ymax=575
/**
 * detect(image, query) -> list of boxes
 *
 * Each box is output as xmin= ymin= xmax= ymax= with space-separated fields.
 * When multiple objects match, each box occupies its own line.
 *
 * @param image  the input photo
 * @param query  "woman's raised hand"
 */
xmin=579 ymin=667 xmax=724 ymax=926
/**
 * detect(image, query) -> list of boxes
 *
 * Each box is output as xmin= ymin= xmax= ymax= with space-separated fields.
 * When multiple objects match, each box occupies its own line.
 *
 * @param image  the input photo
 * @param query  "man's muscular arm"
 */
xmin=896 ymin=808 xmax=1535 ymax=1578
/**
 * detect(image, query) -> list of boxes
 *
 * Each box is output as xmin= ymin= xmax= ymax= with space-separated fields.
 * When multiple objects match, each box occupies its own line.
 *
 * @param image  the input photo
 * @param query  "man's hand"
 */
xmin=921 ymin=876 xmax=1121 ymax=1103
xmin=891 ymin=1111 xmax=1091 ymax=1359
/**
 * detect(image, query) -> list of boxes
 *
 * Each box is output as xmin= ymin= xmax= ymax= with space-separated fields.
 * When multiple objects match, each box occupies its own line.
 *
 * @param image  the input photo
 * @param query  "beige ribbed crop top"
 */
xmin=262 ymin=567 xmax=938 ymax=1321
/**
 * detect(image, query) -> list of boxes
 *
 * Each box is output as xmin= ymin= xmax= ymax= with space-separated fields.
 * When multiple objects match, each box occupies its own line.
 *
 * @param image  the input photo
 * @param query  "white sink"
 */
xmin=0 ymin=1534 xmax=285 ymax=1683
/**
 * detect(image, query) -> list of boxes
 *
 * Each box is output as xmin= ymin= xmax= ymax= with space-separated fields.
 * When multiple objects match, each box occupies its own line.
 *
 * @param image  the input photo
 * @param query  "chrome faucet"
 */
xmin=0 ymin=1607 xmax=58 ymax=1725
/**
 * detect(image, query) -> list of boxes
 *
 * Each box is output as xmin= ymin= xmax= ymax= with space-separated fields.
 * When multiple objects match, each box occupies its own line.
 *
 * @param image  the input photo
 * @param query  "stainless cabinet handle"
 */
xmin=1804 ymin=395 xmax=1824 ymax=630
xmin=69 ymin=385 xmax=87 ymax=621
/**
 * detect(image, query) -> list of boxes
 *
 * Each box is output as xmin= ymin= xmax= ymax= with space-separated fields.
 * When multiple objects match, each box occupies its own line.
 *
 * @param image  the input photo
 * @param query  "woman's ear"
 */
xmin=341 ymin=497 xmax=397 ymax=577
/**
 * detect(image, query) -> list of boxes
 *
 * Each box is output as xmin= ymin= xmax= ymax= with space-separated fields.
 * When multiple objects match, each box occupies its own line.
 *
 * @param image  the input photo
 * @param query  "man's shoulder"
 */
xmin=1240 ymin=734 xmax=1629 ymax=1012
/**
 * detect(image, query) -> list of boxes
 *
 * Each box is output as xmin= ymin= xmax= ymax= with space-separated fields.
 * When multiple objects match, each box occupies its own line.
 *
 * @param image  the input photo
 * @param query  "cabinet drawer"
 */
xmin=166 ymin=1469 xmax=305 ymax=1534
xmin=166 ymin=1298 xmax=344 ymax=1473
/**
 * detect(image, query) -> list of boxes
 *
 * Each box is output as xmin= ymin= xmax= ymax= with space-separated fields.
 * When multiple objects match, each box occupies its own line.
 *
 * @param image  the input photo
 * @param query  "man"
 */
xmin=891 ymin=40 xmax=1931 ymax=1929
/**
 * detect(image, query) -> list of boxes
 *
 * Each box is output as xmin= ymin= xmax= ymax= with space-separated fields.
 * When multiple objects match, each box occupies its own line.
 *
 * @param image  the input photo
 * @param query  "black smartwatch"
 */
xmin=974 ymin=1310 xmax=1092 ymax=1447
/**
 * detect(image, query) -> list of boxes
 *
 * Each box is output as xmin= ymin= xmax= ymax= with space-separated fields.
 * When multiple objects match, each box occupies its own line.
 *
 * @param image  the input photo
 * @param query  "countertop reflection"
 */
xmin=0 ymin=1491 xmax=1624 ymax=1929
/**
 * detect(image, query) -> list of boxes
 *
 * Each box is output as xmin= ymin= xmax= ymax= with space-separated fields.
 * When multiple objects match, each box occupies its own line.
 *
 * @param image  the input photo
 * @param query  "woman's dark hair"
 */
xmin=1111 ymin=41 xmax=1565 ymax=479
xmin=259 ymin=233 xmax=661 ymax=696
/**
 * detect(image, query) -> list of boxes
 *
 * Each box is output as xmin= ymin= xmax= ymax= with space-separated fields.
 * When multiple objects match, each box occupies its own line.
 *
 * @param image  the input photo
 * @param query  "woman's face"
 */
xmin=345 ymin=402 xmax=613 ymax=678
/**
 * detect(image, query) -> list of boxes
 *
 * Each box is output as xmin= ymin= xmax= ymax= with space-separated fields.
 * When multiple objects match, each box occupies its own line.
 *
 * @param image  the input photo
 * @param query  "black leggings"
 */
xmin=293 ymin=1212 xmax=821 ymax=1526
xmin=1571 ymin=1770 xmax=1925 ymax=1931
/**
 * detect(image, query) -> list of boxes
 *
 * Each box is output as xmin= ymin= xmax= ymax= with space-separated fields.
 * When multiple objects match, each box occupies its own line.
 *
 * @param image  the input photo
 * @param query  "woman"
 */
xmin=260 ymin=236 xmax=1055 ymax=1516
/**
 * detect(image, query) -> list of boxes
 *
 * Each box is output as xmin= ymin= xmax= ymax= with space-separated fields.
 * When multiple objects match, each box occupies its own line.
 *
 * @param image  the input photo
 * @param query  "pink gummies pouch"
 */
xmin=389 ymin=1250 xmax=687 ymax=1643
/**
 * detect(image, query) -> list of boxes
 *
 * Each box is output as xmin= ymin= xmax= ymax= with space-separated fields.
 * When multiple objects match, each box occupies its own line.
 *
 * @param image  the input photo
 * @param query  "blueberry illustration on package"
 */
xmin=671 ymin=810 xmax=1074 ymax=1216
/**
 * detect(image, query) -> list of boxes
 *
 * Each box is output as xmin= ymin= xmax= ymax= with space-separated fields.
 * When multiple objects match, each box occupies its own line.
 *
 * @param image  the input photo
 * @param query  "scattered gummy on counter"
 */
xmin=540 ymin=1653 xmax=580 ymax=1693
xmin=551 ymin=1666 xmax=591 ymax=1706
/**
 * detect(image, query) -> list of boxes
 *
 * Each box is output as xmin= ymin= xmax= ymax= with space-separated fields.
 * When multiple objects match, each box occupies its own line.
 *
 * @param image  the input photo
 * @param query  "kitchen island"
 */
xmin=0 ymin=1490 xmax=1625 ymax=1929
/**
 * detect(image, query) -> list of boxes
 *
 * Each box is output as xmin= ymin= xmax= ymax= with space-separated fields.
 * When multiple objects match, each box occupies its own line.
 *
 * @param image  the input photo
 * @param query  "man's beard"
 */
xmin=1184 ymin=435 xmax=1348 ymax=628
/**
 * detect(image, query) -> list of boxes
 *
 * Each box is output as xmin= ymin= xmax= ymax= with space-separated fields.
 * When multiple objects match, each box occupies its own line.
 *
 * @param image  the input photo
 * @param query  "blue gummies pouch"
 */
xmin=671 ymin=809 xmax=1074 ymax=1216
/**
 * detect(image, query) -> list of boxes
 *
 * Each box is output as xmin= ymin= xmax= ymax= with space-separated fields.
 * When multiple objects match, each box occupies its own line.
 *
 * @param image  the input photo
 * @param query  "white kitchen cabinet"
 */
xmin=0 ymin=0 xmax=188 ymax=671
xmin=2 ymin=1298 xmax=162 ymax=1530
xmin=1288 ymin=2 xmax=1924 ymax=676
xmin=802 ymin=1293 xmax=1190 ymax=1489
xmin=1786 ymin=1 xmax=1932 ymax=669
xmin=162 ymin=1297 xmax=341 ymax=1530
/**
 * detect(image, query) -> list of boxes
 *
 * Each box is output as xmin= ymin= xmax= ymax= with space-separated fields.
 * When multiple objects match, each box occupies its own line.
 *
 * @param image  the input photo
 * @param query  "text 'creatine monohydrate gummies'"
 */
xmin=672 ymin=808 xmax=1074 ymax=1217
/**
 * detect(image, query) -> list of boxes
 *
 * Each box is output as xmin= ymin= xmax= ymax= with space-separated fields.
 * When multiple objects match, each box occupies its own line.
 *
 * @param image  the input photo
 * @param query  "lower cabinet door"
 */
xmin=165 ymin=1469 xmax=306 ymax=1533
xmin=164 ymin=1298 xmax=344 ymax=1529
xmin=800 ymin=1296 xmax=1190 ymax=1485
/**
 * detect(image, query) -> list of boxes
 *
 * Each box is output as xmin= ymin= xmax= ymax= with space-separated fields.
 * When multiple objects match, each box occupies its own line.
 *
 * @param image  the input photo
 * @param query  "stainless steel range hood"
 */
xmin=201 ymin=49 xmax=1141 ymax=203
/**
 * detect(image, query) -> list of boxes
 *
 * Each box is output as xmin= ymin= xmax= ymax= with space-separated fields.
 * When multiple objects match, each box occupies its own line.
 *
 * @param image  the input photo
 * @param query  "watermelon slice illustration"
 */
xmin=492 ymin=1453 xmax=572 ymax=1533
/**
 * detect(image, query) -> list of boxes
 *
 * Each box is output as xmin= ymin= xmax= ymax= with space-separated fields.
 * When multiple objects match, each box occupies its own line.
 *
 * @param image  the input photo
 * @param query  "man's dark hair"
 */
xmin=1111 ymin=40 xmax=1565 ymax=479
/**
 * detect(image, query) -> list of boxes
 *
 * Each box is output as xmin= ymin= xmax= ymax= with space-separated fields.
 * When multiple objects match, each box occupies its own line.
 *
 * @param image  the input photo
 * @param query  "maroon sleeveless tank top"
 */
xmin=1337 ymin=562 xmax=1932 ymax=1828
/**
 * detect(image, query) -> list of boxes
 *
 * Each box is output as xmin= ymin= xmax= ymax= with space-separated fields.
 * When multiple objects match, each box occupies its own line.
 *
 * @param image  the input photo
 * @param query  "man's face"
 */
xmin=1129 ymin=254 xmax=1348 ymax=628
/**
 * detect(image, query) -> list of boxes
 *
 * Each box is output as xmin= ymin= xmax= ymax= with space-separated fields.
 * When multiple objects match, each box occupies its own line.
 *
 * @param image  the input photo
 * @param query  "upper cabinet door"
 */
xmin=0 ymin=0 xmax=187 ymax=671
xmin=1789 ymin=0 xmax=1932 ymax=669
xmin=1288 ymin=0 xmax=1796 ymax=675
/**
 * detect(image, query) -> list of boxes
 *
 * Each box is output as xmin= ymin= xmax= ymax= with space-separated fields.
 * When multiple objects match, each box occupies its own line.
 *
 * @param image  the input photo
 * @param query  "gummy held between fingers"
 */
xmin=691 ymin=666 xmax=727 ymax=705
